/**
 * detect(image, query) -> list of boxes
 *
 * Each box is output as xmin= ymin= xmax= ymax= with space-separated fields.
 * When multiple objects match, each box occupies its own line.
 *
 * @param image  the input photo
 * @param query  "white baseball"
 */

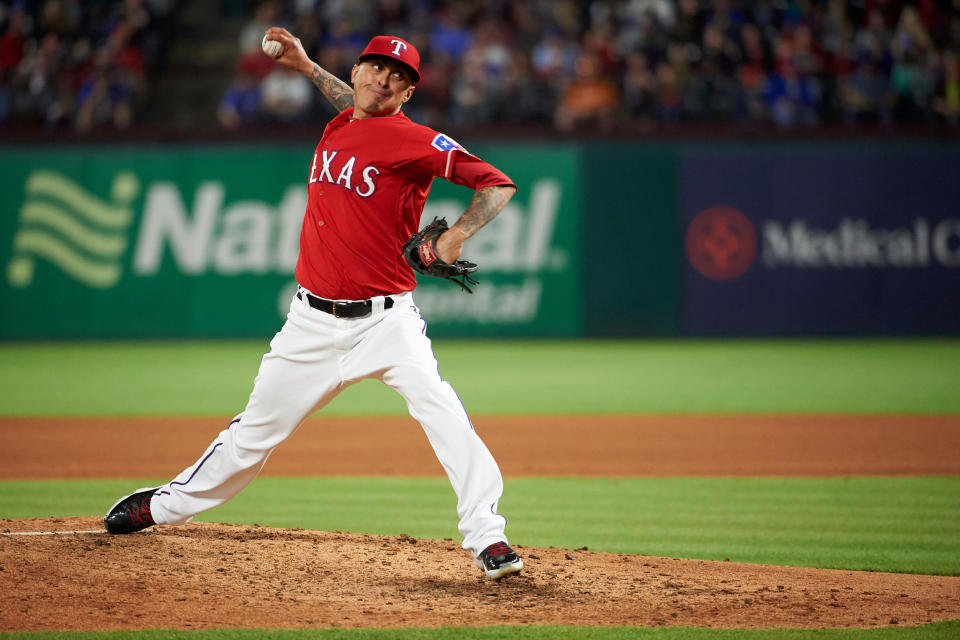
xmin=261 ymin=34 xmax=283 ymax=58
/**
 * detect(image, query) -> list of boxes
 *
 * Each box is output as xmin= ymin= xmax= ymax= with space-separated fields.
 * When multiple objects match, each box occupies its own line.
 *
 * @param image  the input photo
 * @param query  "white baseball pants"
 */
xmin=149 ymin=288 xmax=510 ymax=557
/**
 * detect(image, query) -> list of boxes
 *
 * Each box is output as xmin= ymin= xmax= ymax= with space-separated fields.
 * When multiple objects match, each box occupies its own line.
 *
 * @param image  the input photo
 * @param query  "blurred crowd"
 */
xmin=2 ymin=0 xmax=959 ymax=135
xmin=0 ymin=0 xmax=175 ymax=132
xmin=220 ymin=0 xmax=960 ymax=132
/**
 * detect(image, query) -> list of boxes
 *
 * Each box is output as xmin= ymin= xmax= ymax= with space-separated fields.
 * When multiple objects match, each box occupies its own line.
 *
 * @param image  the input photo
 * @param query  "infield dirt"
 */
xmin=2 ymin=414 xmax=959 ymax=632
xmin=3 ymin=414 xmax=959 ymax=478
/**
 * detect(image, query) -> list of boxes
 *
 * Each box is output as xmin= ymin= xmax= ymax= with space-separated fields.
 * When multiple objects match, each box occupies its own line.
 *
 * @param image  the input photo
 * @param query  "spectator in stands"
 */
xmin=430 ymin=1 xmax=473 ymax=63
xmin=890 ymin=5 xmax=938 ymax=121
xmin=672 ymin=0 xmax=706 ymax=47
xmin=218 ymin=66 xmax=262 ymax=130
xmin=659 ymin=39 xmax=691 ymax=121
xmin=260 ymin=65 xmax=311 ymax=123
xmin=376 ymin=0 xmax=412 ymax=36
xmin=320 ymin=16 xmax=369 ymax=61
xmin=763 ymin=28 xmax=822 ymax=126
xmin=932 ymin=49 xmax=960 ymax=123
xmin=319 ymin=0 xmax=376 ymax=38
xmin=682 ymin=22 xmax=742 ymax=121
xmin=841 ymin=55 xmax=896 ymax=124
xmin=621 ymin=50 xmax=658 ymax=123
xmin=238 ymin=1 xmax=281 ymax=56
xmin=74 ymin=17 xmax=145 ymax=132
xmin=19 ymin=31 xmax=67 ymax=126
xmin=74 ymin=66 xmax=129 ymax=131
xmin=448 ymin=17 xmax=511 ymax=127
xmin=496 ymin=49 xmax=556 ymax=124
xmin=555 ymin=50 xmax=619 ymax=131
xmin=532 ymin=26 xmax=578 ymax=84
xmin=449 ymin=47 xmax=493 ymax=127
xmin=505 ymin=0 xmax=542 ymax=53
xmin=764 ymin=58 xmax=821 ymax=127
xmin=738 ymin=22 xmax=770 ymax=122
xmin=654 ymin=60 xmax=682 ymax=122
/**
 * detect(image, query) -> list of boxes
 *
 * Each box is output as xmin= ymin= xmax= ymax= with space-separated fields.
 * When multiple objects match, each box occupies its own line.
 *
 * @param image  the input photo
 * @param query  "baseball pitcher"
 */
xmin=104 ymin=30 xmax=523 ymax=580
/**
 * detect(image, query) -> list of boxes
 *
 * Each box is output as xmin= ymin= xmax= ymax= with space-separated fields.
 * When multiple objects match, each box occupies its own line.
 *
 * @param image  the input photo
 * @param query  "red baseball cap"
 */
xmin=357 ymin=35 xmax=421 ymax=83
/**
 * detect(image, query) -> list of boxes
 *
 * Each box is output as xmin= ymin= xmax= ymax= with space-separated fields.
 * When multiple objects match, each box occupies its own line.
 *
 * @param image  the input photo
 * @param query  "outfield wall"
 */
xmin=1 ymin=140 xmax=957 ymax=339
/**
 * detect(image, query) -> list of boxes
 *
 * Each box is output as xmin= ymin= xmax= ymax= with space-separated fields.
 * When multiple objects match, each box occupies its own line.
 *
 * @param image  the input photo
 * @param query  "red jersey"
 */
xmin=295 ymin=108 xmax=515 ymax=300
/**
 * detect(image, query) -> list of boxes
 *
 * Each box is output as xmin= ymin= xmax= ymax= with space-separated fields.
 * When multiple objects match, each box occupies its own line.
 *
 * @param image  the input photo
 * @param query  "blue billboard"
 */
xmin=679 ymin=144 xmax=960 ymax=336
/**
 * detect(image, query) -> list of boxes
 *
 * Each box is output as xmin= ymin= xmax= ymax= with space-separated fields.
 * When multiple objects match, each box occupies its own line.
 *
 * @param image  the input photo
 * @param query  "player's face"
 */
xmin=350 ymin=58 xmax=415 ymax=118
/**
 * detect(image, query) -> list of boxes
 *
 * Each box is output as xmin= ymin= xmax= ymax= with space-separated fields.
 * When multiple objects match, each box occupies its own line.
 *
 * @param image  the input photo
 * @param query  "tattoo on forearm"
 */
xmin=311 ymin=64 xmax=354 ymax=111
xmin=456 ymin=186 xmax=516 ymax=238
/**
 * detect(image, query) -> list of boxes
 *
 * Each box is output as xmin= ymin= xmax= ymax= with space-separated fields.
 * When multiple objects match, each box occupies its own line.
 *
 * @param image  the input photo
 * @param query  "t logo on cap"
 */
xmin=358 ymin=35 xmax=421 ymax=83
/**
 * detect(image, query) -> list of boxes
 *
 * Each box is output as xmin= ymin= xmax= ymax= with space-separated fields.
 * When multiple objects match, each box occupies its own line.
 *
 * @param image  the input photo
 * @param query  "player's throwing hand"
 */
xmin=262 ymin=27 xmax=312 ymax=75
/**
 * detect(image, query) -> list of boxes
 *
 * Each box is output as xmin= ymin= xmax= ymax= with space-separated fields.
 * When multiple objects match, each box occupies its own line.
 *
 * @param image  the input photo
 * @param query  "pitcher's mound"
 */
xmin=2 ymin=517 xmax=958 ymax=632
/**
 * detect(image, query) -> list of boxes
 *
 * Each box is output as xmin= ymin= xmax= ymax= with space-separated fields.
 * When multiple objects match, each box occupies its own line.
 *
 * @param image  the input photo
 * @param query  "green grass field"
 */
xmin=1 ymin=338 xmax=958 ymax=639
xmin=1 ymin=339 xmax=959 ymax=415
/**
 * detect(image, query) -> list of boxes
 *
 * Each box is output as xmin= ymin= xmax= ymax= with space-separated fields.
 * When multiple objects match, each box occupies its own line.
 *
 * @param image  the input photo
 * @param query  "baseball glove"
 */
xmin=402 ymin=217 xmax=479 ymax=293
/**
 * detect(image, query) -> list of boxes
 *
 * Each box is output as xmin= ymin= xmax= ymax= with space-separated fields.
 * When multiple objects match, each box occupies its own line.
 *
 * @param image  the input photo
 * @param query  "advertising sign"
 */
xmin=0 ymin=145 xmax=580 ymax=339
xmin=680 ymin=145 xmax=960 ymax=335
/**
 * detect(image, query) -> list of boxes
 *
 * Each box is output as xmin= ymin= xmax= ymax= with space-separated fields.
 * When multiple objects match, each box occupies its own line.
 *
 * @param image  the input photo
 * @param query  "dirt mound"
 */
xmin=2 ymin=517 xmax=958 ymax=632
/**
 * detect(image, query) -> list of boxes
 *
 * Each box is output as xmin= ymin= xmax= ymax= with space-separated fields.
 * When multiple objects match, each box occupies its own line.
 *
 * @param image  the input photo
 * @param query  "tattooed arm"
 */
xmin=308 ymin=63 xmax=354 ymax=112
xmin=262 ymin=27 xmax=354 ymax=112
xmin=436 ymin=186 xmax=517 ymax=264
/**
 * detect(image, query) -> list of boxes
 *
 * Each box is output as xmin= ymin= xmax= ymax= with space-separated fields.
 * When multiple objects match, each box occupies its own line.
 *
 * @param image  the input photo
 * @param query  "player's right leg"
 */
xmin=105 ymin=290 xmax=346 ymax=533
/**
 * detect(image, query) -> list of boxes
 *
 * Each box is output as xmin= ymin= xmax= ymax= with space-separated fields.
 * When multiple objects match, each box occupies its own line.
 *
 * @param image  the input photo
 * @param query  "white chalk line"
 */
xmin=1 ymin=529 xmax=106 ymax=536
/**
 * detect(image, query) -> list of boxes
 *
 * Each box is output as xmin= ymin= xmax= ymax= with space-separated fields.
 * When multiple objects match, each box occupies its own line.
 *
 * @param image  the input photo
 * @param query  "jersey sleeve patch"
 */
xmin=431 ymin=133 xmax=463 ymax=152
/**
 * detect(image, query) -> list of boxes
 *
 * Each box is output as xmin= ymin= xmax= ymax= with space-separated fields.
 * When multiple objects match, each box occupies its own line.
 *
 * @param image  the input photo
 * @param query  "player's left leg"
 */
xmin=343 ymin=295 xmax=517 ymax=566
